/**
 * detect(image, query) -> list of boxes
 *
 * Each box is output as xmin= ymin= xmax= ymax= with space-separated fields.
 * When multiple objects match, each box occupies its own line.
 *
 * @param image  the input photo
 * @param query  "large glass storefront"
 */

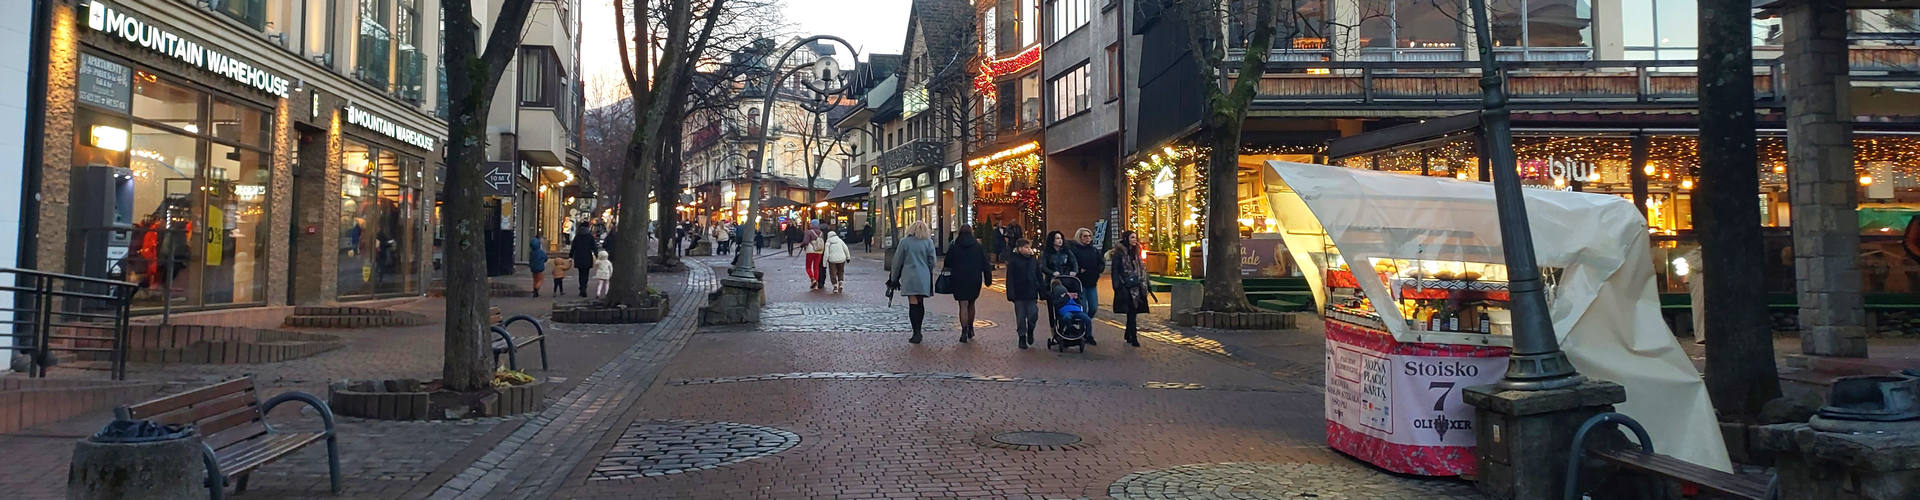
xmin=68 ymin=52 xmax=275 ymax=310
xmin=1335 ymin=132 xmax=1920 ymax=295
xmin=1124 ymin=145 xmax=1319 ymax=277
xmin=338 ymin=139 xmax=426 ymax=297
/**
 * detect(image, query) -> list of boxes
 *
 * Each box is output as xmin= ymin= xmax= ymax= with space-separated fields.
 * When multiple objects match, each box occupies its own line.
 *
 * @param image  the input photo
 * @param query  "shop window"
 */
xmin=1229 ymin=0 xmax=1329 ymax=50
xmin=212 ymin=98 xmax=272 ymax=149
xmin=339 ymin=140 xmax=423 ymax=296
xmin=1488 ymin=0 xmax=1591 ymax=59
xmin=203 ymin=145 xmax=270 ymax=304
xmin=132 ymin=76 xmax=203 ymax=134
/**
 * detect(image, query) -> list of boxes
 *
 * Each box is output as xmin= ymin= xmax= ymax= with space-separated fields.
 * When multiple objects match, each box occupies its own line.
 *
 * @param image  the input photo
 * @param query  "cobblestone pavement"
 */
xmin=1107 ymin=462 xmax=1481 ymax=499
xmin=589 ymin=419 xmax=802 ymax=480
xmin=548 ymin=252 xmax=1480 ymax=499
xmin=0 ymin=273 xmax=686 ymax=499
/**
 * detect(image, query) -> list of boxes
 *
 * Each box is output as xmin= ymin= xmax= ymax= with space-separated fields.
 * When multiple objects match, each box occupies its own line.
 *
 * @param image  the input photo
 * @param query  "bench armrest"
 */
xmin=261 ymin=391 xmax=336 ymax=435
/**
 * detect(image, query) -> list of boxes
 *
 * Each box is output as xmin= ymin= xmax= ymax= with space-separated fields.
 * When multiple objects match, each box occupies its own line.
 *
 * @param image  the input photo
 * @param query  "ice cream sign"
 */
xmin=85 ymin=1 xmax=292 ymax=98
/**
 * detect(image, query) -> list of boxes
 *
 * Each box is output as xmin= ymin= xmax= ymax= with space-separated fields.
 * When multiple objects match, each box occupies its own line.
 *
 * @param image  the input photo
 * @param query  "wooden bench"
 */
xmin=115 ymin=377 xmax=339 ymax=499
xmin=1567 ymin=412 xmax=1772 ymax=500
xmin=490 ymin=314 xmax=549 ymax=371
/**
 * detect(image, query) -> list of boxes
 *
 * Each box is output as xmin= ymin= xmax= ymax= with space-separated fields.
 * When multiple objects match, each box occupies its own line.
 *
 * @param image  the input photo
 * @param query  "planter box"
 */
xmin=1144 ymin=252 xmax=1172 ymax=276
xmin=328 ymin=378 xmax=549 ymax=420
xmin=1171 ymin=310 xmax=1300 ymax=330
xmin=552 ymin=295 xmax=670 ymax=324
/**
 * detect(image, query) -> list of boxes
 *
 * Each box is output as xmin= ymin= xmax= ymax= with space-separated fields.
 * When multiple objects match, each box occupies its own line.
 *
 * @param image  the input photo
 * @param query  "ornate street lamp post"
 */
xmin=1466 ymin=0 xmax=1583 ymax=390
xmin=730 ymin=35 xmax=860 ymax=280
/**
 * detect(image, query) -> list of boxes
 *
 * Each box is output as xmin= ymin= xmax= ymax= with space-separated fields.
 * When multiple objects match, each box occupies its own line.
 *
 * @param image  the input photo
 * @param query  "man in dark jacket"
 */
xmin=569 ymin=229 xmax=598 ymax=297
xmin=1068 ymin=228 xmax=1105 ymax=319
xmin=1003 ymin=239 xmax=1044 ymax=349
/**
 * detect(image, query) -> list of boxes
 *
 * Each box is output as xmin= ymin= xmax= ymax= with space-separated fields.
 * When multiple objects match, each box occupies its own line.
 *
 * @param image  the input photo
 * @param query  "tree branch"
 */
xmin=480 ymin=0 xmax=538 ymax=84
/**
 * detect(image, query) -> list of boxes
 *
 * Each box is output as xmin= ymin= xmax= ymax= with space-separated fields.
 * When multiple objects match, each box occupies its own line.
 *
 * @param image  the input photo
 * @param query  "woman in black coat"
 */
xmin=1040 ymin=230 xmax=1090 ymax=344
xmin=1110 ymin=230 xmax=1152 ymax=347
xmin=944 ymin=227 xmax=993 ymax=343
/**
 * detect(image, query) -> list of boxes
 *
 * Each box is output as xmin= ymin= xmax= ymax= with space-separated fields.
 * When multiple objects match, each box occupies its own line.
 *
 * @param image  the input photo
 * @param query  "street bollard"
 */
xmin=68 ymin=420 xmax=205 ymax=500
xmin=1757 ymin=375 xmax=1920 ymax=500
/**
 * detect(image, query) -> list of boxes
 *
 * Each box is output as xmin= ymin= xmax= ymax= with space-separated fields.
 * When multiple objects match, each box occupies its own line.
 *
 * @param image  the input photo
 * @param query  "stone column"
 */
xmin=34 ymin=2 xmax=79 ymax=275
xmin=290 ymin=112 xmax=342 ymax=304
xmin=1782 ymin=1 xmax=1867 ymax=358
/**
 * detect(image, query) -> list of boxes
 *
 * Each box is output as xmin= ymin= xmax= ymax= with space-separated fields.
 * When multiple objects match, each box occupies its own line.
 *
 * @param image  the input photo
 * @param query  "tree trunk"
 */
xmin=609 ymin=138 xmax=654 ymax=305
xmin=440 ymin=7 xmax=496 ymax=393
xmin=1697 ymin=0 xmax=1780 ymax=422
xmin=1200 ymin=112 xmax=1255 ymax=313
xmin=653 ymin=117 xmax=683 ymax=266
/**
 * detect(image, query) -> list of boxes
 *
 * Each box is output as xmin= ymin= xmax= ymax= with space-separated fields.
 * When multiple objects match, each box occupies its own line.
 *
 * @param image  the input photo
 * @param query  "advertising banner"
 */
xmin=1323 ymin=320 xmax=1508 ymax=476
xmin=1239 ymin=238 xmax=1290 ymax=277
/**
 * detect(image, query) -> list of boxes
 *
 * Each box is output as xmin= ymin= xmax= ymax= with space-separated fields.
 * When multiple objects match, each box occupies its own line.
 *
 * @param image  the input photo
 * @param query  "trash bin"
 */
xmin=68 ymin=420 xmax=205 ymax=500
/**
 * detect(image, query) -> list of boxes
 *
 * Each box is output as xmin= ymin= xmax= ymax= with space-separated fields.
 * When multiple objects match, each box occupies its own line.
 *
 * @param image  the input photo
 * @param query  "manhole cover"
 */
xmin=992 ymin=431 xmax=1081 ymax=447
xmin=589 ymin=420 xmax=801 ymax=480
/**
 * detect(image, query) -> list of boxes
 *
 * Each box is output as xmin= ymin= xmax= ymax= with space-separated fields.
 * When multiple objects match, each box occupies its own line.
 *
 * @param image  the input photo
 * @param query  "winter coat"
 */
xmin=1003 ymin=251 xmax=1045 ymax=302
xmin=528 ymin=238 xmax=548 ymax=272
xmin=942 ymin=237 xmax=992 ymax=301
xmin=1111 ymin=245 xmax=1152 ymax=314
xmin=711 ymin=224 xmax=730 ymax=242
xmin=825 ymin=233 xmax=851 ymax=264
xmin=591 ymin=252 xmax=613 ymax=281
xmin=1041 ymin=246 xmax=1080 ymax=282
xmin=1068 ymin=241 xmax=1103 ymax=286
xmin=569 ymin=231 xmax=599 ymax=264
xmin=550 ymin=257 xmax=573 ymax=275
xmin=805 ymin=229 xmax=825 ymax=254
xmin=890 ymin=236 xmax=938 ymax=297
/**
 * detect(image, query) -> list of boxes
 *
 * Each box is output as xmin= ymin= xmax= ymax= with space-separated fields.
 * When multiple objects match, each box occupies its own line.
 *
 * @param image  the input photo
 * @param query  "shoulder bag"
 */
xmin=934 ymin=266 xmax=954 ymax=295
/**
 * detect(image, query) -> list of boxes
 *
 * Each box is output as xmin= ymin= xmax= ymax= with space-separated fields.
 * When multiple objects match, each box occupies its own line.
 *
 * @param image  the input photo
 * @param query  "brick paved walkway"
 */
xmin=543 ymin=252 xmax=1479 ymax=499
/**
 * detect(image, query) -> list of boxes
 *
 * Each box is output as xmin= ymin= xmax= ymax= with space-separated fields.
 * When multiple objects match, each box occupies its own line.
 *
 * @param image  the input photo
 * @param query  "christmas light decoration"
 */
xmin=973 ymin=44 xmax=1043 ymax=101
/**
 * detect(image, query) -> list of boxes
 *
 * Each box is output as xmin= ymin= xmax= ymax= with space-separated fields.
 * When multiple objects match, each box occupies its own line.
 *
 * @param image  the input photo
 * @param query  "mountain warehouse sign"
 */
xmin=85 ymin=1 xmax=291 ymax=98
xmin=345 ymin=106 xmax=437 ymax=151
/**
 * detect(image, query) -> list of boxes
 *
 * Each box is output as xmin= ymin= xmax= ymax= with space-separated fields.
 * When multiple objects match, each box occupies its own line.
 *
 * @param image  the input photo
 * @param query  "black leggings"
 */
xmin=1125 ymin=313 xmax=1139 ymax=340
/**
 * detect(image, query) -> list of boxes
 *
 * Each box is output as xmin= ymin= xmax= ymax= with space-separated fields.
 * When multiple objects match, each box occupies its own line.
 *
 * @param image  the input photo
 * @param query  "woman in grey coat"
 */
xmin=889 ymin=220 xmax=939 ymax=343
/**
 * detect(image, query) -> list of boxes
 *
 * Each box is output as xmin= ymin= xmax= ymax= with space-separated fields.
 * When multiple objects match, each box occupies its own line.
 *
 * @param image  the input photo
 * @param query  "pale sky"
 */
xmin=579 ymin=0 xmax=913 ymax=105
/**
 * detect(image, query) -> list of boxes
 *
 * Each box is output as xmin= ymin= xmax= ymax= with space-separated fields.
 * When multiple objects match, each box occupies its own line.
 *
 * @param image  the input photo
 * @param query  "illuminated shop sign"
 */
xmin=345 ymin=105 xmax=437 ymax=150
xmin=85 ymin=1 xmax=291 ymax=98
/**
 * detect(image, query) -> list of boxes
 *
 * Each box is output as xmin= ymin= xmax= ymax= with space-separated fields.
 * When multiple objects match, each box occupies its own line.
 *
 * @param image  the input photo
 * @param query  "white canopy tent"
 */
xmin=1264 ymin=161 xmax=1732 ymax=471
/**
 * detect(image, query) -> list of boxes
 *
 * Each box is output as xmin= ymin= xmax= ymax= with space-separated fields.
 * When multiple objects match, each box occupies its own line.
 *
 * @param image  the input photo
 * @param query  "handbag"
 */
xmin=934 ymin=267 xmax=954 ymax=295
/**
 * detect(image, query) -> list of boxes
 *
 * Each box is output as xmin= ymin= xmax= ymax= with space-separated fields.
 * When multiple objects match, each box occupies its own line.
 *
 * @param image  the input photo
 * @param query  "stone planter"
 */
xmin=328 ymin=378 xmax=549 ymax=420
xmin=69 ymin=429 xmax=205 ymax=499
xmin=552 ymin=294 xmax=669 ymax=324
xmin=1171 ymin=309 xmax=1300 ymax=330
xmin=96 ymin=325 xmax=344 ymax=365
xmin=284 ymin=306 xmax=431 ymax=328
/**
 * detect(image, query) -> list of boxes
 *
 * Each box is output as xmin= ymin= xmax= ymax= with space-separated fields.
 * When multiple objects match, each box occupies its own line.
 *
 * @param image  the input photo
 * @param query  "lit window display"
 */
xmin=1334 ymin=133 xmax=1920 ymax=295
xmin=67 ymin=52 xmax=276 ymax=310
xmin=970 ymin=142 xmax=1045 ymax=242
xmin=1124 ymin=144 xmax=1322 ymax=277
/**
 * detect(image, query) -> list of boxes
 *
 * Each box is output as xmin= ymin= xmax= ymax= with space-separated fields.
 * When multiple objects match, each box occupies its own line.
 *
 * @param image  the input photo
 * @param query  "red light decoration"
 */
xmin=973 ymin=44 xmax=1042 ymax=100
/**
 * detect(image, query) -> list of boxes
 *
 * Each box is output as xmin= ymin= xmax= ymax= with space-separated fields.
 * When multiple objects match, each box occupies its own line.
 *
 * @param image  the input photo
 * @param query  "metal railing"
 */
xmin=0 ymin=268 xmax=139 ymax=379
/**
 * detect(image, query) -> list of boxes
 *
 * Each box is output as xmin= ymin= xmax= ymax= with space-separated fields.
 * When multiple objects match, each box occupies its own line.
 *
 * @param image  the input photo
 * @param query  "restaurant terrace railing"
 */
xmin=1234 ymin=47 xmax=1920 ymax=111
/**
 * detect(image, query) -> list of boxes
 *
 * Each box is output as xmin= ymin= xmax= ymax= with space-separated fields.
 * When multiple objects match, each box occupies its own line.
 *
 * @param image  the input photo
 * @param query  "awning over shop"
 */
xmin=1323 ymin=112 xmax=1480 ymax=160
xmin=824 ymin=177 xmax=871 ymax=201
xmin=760 ymin=197 xmax=805 ymax=209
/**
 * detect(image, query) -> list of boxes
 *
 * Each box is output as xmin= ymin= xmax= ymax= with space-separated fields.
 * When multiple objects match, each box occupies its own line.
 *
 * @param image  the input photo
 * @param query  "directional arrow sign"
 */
xmin=486 ymin=166 xmax=513 ymax=191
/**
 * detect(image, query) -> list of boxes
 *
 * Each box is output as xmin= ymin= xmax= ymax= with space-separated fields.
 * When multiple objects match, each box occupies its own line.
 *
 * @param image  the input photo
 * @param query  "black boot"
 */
xmin=960 ymin=323 xmax=973 ymax=343
xmin=1126 ymin=314 xmax=1141 ymax=346
xmin=1018 ymin=333 xmax=1028 ymax=349
xmin=1084 ymin=332 xmax=1098 ymax=346
xmin=908 ymin=304 xmax=925 ymax=344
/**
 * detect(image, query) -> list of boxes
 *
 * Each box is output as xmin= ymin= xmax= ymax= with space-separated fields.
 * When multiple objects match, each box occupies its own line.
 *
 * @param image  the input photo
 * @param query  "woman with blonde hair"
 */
xmin=889 ymin=220 xmax=939 ymax=343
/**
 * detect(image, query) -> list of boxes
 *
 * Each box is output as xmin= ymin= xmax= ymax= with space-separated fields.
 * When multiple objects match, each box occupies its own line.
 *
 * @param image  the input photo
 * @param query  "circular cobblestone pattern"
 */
xmin=589 ymin=420 xmax=801 ymax=480
xmin=753 ymin=304 xmax=965 ymax=333
xmin=993 ymin=431 xmax=1081 ymax=446
xmin=1108 ymin=462 xmax=1483 ymax=500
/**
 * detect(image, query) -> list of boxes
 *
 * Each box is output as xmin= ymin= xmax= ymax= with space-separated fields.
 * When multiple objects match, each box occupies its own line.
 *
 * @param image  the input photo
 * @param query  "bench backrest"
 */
xmin=119 ymin=377 xmax=266 ymax=451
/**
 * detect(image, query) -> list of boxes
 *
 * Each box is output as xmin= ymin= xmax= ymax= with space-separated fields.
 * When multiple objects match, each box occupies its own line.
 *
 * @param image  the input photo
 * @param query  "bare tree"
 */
xmin=1169 ymin=0 xmax=1280 ymax=313
xmin=582 ymin=75 xmax=635 ymax=210
xmin=440 ymin=0 xmax=538 ymax=392
xmin=605 ymin=0 xmax=727 ymax=305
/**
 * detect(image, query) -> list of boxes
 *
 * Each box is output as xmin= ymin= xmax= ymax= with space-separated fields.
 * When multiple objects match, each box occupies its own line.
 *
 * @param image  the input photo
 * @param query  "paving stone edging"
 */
xmin=663 ymin=371 xmax=1316 ymax=394
xmin=425 ymin=264 xmax=715 ymax=500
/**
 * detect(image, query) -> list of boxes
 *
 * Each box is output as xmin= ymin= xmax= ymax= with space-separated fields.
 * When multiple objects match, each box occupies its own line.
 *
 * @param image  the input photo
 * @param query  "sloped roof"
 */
xmin=904 ymin=0 xmax=974 ymax=81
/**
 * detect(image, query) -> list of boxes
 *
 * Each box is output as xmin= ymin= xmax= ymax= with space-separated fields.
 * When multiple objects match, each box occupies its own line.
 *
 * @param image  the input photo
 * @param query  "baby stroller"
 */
xmin=1046 ymin=276 xmax=1092 ymax=352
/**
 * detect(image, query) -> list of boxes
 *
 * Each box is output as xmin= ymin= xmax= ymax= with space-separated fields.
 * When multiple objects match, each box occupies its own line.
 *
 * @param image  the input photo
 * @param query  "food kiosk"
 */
xmin=1262 ymin=161 xmax=1732 ymax=477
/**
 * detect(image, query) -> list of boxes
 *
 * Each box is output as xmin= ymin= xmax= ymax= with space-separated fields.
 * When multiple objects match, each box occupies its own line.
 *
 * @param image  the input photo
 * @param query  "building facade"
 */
xmin=681 ymin=40 xmax=848 ymax=237
xmin=30 ymin=0 xmax=449 ymax=311
xmin=1126 ymin=1 xmax=1920 ymax=316
xmin=481 ymin=0 xmax=585 ymax=278
xmin=1039 ymin=0 xmax=1125 ymax=244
